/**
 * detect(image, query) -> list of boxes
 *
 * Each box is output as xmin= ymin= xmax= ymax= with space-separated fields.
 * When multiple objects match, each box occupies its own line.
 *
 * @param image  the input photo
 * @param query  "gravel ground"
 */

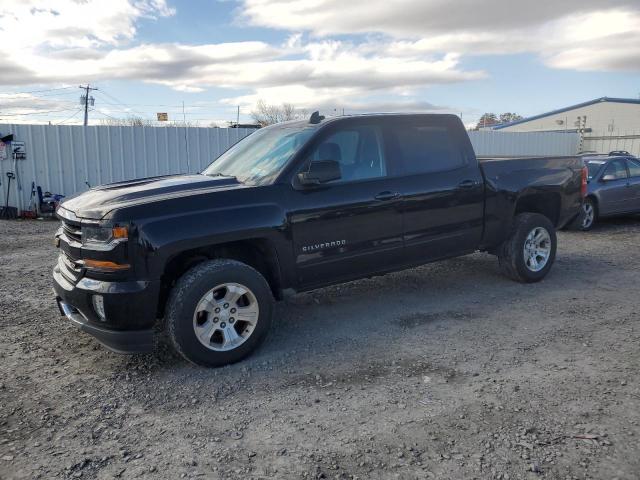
xmin=1 ymin=218 xmax=639 ymax=480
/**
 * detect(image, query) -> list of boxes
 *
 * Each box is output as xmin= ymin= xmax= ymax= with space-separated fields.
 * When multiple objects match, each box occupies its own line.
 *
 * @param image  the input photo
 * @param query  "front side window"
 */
xmin=388 ymin=124 xmax=466 ymax=175
xmin=603 ymin=159 xmax=628 ymax=180
xmin=203 ymin=124 xmax=317 ymax=185
xmin=305 ymin=125 xmax=386 ymax=182
xmin=627 ymin=159 xmax=640 ymax=177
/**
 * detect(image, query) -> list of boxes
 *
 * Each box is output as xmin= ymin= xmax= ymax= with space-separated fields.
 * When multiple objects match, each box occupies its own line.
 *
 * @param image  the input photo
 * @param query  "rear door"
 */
xmin=384 ymin=116 xmax=485 ymax=263
xmin=598 ymin=159 xmax=631 ymax=215
xmin=287 ymin=120 xmax=405 ymax=289
xmin=625 ymin=158 xmax=640 ymax=211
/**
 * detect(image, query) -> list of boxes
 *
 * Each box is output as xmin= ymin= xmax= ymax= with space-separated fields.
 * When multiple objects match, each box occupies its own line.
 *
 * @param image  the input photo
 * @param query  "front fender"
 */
xmin=134 ymin=203 xmax=289 ymax=279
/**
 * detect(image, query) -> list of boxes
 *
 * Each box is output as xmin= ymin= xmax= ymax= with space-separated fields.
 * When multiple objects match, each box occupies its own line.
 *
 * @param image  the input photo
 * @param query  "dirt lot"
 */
xmin=1 ymin=218 xmax=639 ymax=480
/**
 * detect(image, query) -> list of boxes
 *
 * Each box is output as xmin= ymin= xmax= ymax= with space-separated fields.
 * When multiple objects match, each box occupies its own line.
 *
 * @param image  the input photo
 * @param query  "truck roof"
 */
xmin=280 ymin=112 xmax=462 ymax=128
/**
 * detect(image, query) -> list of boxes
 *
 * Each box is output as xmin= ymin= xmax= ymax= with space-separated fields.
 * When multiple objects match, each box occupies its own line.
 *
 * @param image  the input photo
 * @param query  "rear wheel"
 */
xmin=498 ymin=213 xmax=557 ymax=283
xmin=579 ymin=198 xmax=597 ymax=231
xmin=166 ymin=259 xmax=274 ymax=367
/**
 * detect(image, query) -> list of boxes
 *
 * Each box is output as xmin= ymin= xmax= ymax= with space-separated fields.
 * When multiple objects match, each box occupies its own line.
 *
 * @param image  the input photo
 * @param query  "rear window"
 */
xmin=388 ymin=125 xmax=466 ymax=175
xmin=628 ymin=159 xmax=640 ymax=177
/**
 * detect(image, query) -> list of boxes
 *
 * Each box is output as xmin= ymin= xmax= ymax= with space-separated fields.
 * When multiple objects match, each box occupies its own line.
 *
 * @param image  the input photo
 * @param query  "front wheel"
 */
xmin=498 ymin=213 xmax=557 ymax=283
xmin=166 ymin=259 xmax=274 ymax=367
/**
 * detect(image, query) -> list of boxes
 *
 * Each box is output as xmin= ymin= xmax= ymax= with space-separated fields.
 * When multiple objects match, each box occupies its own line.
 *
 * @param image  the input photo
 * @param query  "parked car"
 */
xmin=575 ymin=151 xmax=640 ymax=230
xmin=53 ymin=113 xmax=585 ymax=367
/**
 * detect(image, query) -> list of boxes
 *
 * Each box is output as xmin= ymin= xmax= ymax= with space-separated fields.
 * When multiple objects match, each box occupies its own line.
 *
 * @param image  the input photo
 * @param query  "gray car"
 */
xmin=577 ymin=151 xmax=640 ymax=230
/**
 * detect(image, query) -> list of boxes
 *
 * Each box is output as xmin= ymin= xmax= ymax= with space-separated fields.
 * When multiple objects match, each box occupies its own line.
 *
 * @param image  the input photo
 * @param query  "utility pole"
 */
xmin=79 ymin=84 xmax=98 ymax=126
xmin=236 ymin=106 xmax=240 ymax=125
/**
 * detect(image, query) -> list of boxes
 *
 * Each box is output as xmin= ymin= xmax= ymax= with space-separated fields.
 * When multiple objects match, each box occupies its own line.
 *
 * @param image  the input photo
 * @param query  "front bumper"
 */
xmin=53 ymin=264 xmax=159 ymax=354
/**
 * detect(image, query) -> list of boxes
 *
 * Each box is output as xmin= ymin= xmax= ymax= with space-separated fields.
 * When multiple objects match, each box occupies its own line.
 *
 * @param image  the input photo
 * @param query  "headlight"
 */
xmin=82 ymin=224 xmax=128 ymax=248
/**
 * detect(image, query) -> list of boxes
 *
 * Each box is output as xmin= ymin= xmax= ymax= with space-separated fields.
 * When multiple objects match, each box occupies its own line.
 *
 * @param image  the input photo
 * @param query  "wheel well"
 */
xmin=514 ymin=193 xmax=561 ymax=226
xmin=157 ymin=239 xmax=282 ymax=318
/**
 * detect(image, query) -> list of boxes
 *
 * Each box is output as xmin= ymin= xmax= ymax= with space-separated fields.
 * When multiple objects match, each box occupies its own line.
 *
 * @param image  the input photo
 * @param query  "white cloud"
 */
xmin=0 ymin=0 xmax=481 ymax=115
xmin=240 ymin=0 xmax=640 ymax=72
xmin=0 ymin=0 xmax=174 ymax=50
xmin=2 ymin=0 xmax=637 ymax=124
xmin=0 ymin=7 xmax=485 ymax=113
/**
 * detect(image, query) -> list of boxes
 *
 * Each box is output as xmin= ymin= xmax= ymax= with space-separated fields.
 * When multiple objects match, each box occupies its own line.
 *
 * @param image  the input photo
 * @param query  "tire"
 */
xmin=577 ymin=197 xmax=597 ymax=231
xmin=166 ymin=259 xmax=274 ymax=367
xmin=498 ymin=213 xmax=557 ymax=283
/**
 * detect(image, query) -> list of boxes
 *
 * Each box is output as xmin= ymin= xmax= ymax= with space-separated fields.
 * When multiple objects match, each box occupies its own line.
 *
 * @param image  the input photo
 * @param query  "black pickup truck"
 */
xmin=53 ymin=113 xmax=585 ymax=366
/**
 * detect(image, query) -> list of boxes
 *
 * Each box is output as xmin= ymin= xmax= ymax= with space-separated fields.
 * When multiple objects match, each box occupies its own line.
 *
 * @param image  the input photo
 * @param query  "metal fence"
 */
xmin=583 ymin=133 xmax=640 ymax=157
xmin=0 ymin=124 xmax=254 ymax=214
xmin=468 ymin=130 xmax=579 ymax=157
xmin=0 ymin=124 xmax=579 ymax=215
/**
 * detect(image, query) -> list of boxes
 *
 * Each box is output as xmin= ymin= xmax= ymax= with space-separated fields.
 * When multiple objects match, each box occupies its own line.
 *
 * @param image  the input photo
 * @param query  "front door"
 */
xmin=287 ymin=122 xmax=404 ymax=289
xmin=598 ymin=159 xmax=631 ymax=215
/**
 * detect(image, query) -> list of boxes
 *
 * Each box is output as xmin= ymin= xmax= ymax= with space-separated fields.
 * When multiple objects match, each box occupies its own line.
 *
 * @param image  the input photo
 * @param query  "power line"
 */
xmin=94 ymin=90 xmax=149 ymax=118
xmin=88 ymin=105 xmax=238 ymax=115
xmin=0 ymin=86 xmax=76 ymax=96
xmin=55 ymin=108 xmax=84 ymax=125
xmin=90 ymin=108 xmax=120 ymax=120
xmin=0 ymin=108 xmax=78 ymax=117
xmin=97 ymin=101 xmax=193 ymax=108
xmin=91 ymin=92 xmax=240 ymax=113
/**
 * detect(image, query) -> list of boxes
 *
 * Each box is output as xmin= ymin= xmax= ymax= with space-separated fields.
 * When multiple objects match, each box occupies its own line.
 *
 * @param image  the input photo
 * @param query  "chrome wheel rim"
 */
xmin=192 ymin=283 xmax=259 ymax=352
xmin=581 ymin=202 xmax=594 ymax=229
xmin=523 ymin=227 xmax=551 ymax=272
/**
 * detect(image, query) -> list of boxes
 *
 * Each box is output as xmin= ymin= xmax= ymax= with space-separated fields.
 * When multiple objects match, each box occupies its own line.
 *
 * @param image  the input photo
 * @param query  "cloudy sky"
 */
xmin=0 ymin=0 xmax=639 ymax=126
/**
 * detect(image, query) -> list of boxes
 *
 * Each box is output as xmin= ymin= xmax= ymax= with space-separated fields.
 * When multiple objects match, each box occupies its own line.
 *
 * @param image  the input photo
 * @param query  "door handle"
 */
xmin=374 ymin=191 xmax=401 ymax=201
xmin=458 ymin=179 xmax=478 ymax=189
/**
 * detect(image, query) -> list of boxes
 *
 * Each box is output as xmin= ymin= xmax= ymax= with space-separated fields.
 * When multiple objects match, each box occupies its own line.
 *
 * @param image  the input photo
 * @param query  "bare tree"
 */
xmin=250 ymin=100 xmax=306 ymax=126
xmin=99 ymin=116 xmax=198 ymax=127
xmin=99 ymin=116 xmax=155 ymax=126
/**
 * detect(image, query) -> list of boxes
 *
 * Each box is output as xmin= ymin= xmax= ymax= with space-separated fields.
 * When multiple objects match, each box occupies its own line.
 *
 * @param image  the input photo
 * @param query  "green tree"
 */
xmin=475 ymin=113 xmax=498 ymax=130
xmin=499 ymin=112 xmax=523 ymax=124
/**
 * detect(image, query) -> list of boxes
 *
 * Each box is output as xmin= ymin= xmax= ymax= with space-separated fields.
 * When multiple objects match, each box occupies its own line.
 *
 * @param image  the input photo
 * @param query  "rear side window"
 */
xmin=388 ymin=125 xmax=465 ymax=175
xmin=627 ymin=159 xmax=640 ymax=177
xmin=604 ymin=159 xmax=628 ymax=180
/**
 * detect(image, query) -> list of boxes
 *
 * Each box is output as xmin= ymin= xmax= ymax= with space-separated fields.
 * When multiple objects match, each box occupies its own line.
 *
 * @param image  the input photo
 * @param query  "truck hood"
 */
xmin=60 ymin=174 xmax=244 ymax=220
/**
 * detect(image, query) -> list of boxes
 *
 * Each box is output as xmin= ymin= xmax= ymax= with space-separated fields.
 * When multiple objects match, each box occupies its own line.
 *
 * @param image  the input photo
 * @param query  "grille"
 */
xmin=61 ymin=220 xmax=82 ymax=244
xmin=58 ymin=252 xmax=82 ymax=283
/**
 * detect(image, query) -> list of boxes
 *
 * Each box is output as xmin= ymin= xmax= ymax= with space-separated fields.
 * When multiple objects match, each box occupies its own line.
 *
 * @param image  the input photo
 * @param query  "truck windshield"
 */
xmin=203 ymin=124 xmax=316 ymax=185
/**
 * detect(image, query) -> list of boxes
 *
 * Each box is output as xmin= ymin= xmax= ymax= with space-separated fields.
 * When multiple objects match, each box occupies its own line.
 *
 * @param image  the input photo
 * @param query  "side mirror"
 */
xmin=601 ymin=174 xmax=616 ymax=182
xmin=298 ymin=160 xmax=341 ymax=186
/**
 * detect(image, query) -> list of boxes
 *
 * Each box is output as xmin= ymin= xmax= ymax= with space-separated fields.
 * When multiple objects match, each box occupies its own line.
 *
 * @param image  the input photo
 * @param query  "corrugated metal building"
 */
xmin=492 ymin=97 xmax=640 ymax=156
xmin=0 ymin=125 xmax=254 ymax=215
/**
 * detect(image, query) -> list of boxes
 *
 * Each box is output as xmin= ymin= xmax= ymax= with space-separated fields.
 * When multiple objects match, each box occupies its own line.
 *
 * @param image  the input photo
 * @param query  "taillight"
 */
xmin=581 ymin=166 xmax=588 ymax=197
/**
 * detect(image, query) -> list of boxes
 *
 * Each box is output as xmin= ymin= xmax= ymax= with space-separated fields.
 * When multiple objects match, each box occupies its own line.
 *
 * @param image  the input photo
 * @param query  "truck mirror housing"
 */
xmin=298 ymin=160 xmax=341 ymax=186
xmin=601 ymin=174 xmax=616 ymax=182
